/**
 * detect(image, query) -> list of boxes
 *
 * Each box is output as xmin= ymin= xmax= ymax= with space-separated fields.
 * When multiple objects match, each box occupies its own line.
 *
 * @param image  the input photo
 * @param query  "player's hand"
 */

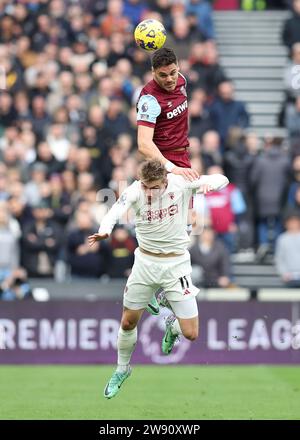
xmin=88 ymin=233 xmax=109 ymax=247
xmin=199 ymin=183 xmax=214 ymax=194
xmin=172 ymin=166 xmax=199 ymax=181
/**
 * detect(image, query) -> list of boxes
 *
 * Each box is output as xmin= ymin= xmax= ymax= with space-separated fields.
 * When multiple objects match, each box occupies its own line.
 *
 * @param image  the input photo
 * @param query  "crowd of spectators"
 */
xmin=0 ymin=0 xmax=300 ymax=297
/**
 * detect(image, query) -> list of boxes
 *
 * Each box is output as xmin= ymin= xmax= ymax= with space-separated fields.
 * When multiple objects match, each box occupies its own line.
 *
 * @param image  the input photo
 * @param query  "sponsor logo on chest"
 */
xmin=166 ymin=100 xmax=187 ymax=119
xmin=142 ymin=204 xmax=179 ymax=221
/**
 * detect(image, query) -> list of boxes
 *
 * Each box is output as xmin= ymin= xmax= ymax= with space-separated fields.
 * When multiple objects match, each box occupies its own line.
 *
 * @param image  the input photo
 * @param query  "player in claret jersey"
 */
xmin=136 ymin=47 xmax=198 ymax=314
xmin=137 ymin=47 xmax=198 ymax=178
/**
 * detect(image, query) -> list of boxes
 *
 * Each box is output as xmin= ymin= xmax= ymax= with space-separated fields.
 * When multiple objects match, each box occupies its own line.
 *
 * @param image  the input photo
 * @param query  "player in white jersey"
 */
xmin=88 ymin=160 xmax=229 ymax=399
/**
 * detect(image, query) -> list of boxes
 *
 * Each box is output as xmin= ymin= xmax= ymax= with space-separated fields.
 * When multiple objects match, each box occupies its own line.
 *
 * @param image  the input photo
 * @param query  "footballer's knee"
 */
xmin=121 ymin=318 xmax=138 ymax=331
xmin=183 ymin=328 xmax=198 ymax=341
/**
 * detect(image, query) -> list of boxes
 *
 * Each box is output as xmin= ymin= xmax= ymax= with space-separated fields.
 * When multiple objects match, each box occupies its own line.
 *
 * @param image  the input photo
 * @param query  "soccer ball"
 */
xmin=134 ymin=19 xmax=167 ymax=52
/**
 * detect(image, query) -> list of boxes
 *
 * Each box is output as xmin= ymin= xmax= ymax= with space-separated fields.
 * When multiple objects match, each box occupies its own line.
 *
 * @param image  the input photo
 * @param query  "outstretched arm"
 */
xmin=88 ymin=183 xmax=138 ymax=247
xmin=185 ymin=174 xmax=229 ymax=193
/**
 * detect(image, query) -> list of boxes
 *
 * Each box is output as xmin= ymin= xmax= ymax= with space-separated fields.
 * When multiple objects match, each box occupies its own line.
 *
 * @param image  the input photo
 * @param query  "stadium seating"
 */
xmin=215 ymin=10 xmax=289 ymax=137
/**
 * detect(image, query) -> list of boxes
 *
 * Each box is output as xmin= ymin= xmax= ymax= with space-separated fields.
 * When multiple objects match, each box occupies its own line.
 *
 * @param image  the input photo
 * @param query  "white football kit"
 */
xmin=98 ymin=174 xmax=229 ymax=315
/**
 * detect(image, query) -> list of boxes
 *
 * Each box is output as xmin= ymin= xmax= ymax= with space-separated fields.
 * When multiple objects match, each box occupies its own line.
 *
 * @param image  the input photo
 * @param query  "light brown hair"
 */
xmin=139 ymin=160 xmax=167 ymax=183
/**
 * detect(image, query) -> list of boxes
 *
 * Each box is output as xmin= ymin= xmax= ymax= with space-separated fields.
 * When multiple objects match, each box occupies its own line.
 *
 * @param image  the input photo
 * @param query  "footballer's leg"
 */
xmin=162 ymin=297 xmax=199 ymax=355
xmin=104 ymin=307 xmax=144 ymax=399
xmin=104 ymin=248 xmax=154 ymax=399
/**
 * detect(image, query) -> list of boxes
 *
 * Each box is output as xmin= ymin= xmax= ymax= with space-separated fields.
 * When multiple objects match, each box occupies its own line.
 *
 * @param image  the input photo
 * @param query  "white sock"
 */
xmin=116 ymin=327 xmax=137 ymax=372
xmin=170 ymin=318 xmax=182 ymax=336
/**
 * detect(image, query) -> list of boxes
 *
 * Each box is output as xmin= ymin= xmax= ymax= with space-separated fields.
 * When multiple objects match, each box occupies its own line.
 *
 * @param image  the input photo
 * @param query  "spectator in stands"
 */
xmin=245 ymin=131 xmax=262 ymax=157
xmin=14 ymin=90 xmax=31 ymax=122
xmin=75 ymin=172 xmax=96 ymax=204
xmin=287 ymin=155 xmax=300 ymax=205
xmin=148 ymin=0 xmax=172 ymax=31
xmin=283 ymin=42 xmax=300 ymax=101
xmin=167 ymin=15 xmax=202 ymax=60
xmin=285 ymin=96 xmax=300 ymax=138
xmin=46 ymin=70 xmax=75 ymax=113
xmin=250 ymin=138 xmax=290 ymax=254
xmin=0 ymin=172 xmax=10 ymax=201
xmin=189 ymin=95 xmax=213 ymax=139
xmin=7 ymin=195 xmax=32 ymax=230
xmin=209 ymin=80 xmax=250 ymax=149
xmin=100 ymin=0 xmax=131 ymax=38
xmin=123 ymin=0 xmax=148 ymax=27
xmin=24 ymin=162 xmax=47 ymax=207
xmin=104 ymin=98 xmax=131 ymax=142
xmin=46 ymin=123 xmax=71 ymax=162
xmin=52 ymin=104 xmax=80 ymax=145
xmin=0 ymin=92 xmax=15 ymax=129
xmin=201 ymin=130 xmax=223 ymax=169
xmin=47 ymin=174 xmax=73 ymax=227
xmin=189 ymin=41 xmax=226 ymax=98
xmin=0 ymin=201 xmax=21 ymax=273
xmin=275 ymin=212 xmax=300 ymax=287
xmin=194 ymin=165 xmax=247 ymax=253
xmin=67 ymin=210 xmax=108 ymax=278
xmin=85 ymin=105 xmax=112 ymax=152
xmin=107 ymin=226 xmax=137 ymax=278
xmin=189 ymin=136 xmax=202 ymax=159
xmin=36 ymin=141 xmax=64 ymax=177
xmin=0 ymin=267 xmax=32 ymax=301
xmin=2 ymin=56 xmax=24 ymax=94
xmin=290 ymin=136 xmax=300 ymax=158
xmin=22 ymin=200 xmax=62 ymax=277
xmin=224 ymin=128 xmax=257 ymax=249
xmin=224 ymin=128 xmax=256 ymax=197
xmin=29 ymin=95 xmax=51 ymax=142
xmin=282 ymin=0 xmax=300 ymax=50
xmin=130 ymin=46 xmax=152 ymax=78
xmin=74 ymin=148 xmax=102 ymax=188
xmin=190 ymin=225 xmax=231 ymax=288
xmin=287 ymin=184 xmax=300 ymax=215
xmin=186 ymin=0 xmax=215 ymax=40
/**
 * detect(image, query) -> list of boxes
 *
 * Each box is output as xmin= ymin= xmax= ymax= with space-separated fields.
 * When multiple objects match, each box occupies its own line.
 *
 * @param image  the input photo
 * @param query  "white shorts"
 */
xmin=123 ymin=248 xmax=199 ymax=314
xmin=125 ymin=296 xmax=198 ymax=319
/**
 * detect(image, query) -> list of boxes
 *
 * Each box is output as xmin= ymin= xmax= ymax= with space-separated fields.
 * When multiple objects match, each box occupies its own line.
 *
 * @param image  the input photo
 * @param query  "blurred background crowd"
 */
xmin=1 ymin=0 xmax=300 ymax=299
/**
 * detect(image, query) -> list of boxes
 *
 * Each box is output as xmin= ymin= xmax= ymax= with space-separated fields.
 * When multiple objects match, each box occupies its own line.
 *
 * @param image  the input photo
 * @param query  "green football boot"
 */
xmin=146 ymin=294 xmax=160 ymax=315
xmin=103 ymin=367 xmax=132 ymax=399
xmin=162 ymin=315 xmax=179 ymax=355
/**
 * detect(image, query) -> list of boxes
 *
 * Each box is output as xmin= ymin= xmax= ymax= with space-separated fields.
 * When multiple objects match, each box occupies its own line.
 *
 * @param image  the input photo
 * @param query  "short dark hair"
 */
xmin=139 ymin=160 xmax=167 ymax=183
xmin=151 ymin=47 xmax=177 ymax=70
